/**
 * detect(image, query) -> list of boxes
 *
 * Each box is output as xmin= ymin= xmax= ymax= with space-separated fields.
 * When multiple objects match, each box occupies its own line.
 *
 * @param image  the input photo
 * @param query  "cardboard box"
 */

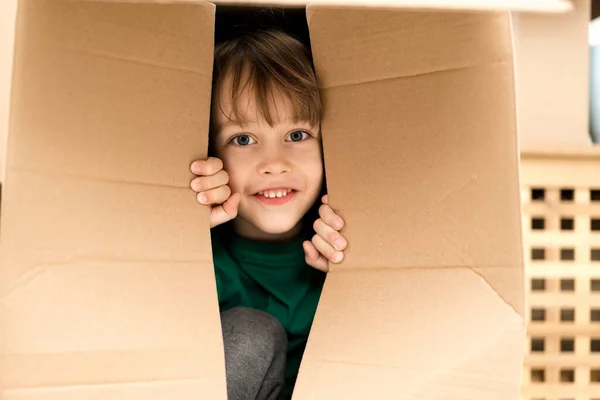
xmin=0 ymin=0 xmax=568 ymax=399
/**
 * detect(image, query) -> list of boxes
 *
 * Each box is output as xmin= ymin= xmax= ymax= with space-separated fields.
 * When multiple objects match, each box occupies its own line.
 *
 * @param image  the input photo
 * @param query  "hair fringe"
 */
xmin=210 ymin=30 xmax=322 ymax=134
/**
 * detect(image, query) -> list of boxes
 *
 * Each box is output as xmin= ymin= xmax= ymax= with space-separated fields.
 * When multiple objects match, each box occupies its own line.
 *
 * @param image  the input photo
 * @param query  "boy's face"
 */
xmin=212 ymin=79 xmax=323 ymax=241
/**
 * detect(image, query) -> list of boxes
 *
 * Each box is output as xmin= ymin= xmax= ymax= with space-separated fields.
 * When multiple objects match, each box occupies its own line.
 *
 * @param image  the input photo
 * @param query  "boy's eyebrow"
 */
xmin=213 ymin=120 xmax=242 ymax=136
xmin=218 ymin=119 xmax=247 ymax=130
xmin=221 ymin=120 xmax=242 ymax=128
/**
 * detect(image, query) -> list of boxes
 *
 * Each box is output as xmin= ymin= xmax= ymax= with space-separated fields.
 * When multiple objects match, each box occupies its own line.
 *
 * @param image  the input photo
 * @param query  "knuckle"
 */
xmin=208 ymin=157 xmax=223 ymax=173
xmin=311 ymin=233 xmax=320 ymax=244
xmin=324 ymin=213 xmax=337 ymax=227
xmin=219 ymin=170 xmax=230 ymax=184
xmin=202 ymin=191 xmax=213 ymax=203
xmin=328 ymin=231 xmax=339 ymax=244
xmin=313 ymin=219 xmax=321 ymax=232
xmin=192 ymin=177 xmax=205 ymax=191
xmin=213 ymin=186 xmax=229 ymax=204
xmin=318 ymin=204 xmax=328 ymax=216
xmin=191 ymin=160 xmax=205 ymax=175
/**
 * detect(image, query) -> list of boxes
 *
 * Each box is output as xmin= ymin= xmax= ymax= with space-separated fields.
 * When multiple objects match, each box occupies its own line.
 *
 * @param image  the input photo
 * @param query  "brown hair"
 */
xmin=210 ymin=29 xmax=322 ymax=133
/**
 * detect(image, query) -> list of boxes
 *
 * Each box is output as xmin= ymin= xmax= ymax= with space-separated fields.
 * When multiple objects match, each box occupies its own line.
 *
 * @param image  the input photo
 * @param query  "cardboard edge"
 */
xmin=305 ymin=0 xmax=572 ymax=13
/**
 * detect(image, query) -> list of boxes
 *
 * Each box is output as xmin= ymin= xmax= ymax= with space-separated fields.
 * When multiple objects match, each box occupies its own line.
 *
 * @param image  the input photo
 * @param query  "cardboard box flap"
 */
xmin=6 ymin=0 xmax=214 ymax=187
xmin=308 ymin=8 xmax=513 ymax=90
xmin=308 ymin=6 xmax=523 ymax=283
xmin=295 ymin=7 xmax=524 ymax=398
xmin=294 ymin=269 xmax=525 ymax=399
xmin=1 ymin=1 xmax=225 ymax=399
xmin=212 ymin=0 xmax=573 ymax=13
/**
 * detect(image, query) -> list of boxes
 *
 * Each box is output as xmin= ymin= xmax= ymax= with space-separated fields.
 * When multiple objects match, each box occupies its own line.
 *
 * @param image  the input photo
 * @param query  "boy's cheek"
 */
xmin=227 ymin=173 xmax=244 ymax=194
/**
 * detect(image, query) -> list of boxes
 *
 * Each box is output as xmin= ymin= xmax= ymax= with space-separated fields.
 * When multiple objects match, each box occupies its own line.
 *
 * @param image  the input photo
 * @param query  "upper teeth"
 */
xmin=258 ymin=189 xmax=291 ymax=198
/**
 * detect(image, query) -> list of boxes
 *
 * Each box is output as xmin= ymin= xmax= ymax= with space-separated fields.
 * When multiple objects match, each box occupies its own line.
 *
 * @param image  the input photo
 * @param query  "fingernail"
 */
xmin=198 ymin=193 xmax=207 ymax=204
xmin=334 ymin=239 xmax=346 ymax=251
xmin=332 ymin=252 xmax=343 ymax=263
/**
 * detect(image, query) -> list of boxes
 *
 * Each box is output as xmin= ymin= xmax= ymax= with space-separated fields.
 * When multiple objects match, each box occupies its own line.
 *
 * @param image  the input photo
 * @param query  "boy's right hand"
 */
xmin=190 ymin=157 xmax=241 ymax=228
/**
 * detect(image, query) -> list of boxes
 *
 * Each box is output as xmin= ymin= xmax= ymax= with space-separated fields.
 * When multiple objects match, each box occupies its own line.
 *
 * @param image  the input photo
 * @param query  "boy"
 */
xmin=189 ymin=30 xmax=348 ymax=399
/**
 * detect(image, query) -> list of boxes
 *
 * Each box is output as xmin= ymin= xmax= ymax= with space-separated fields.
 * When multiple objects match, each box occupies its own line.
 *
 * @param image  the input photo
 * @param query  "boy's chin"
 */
xmin=255 ymin=219 xmax=301 ymax=236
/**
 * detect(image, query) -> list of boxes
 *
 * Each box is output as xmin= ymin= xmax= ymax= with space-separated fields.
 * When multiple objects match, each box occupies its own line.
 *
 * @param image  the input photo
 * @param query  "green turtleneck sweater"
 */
xmin=210 ymin=222 xmax=326 ymax=399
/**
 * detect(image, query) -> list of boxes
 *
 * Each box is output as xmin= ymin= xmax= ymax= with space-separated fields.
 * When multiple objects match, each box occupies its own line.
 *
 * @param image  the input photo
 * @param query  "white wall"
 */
xmin=1 ymin=0 xmax=17 ymax=183
xmin=514 ymin=0 xmax=591 ymax=149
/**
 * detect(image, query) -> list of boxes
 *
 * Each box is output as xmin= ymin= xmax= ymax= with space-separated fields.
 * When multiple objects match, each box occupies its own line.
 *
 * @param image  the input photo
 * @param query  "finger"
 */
xmin=311 ymin=233 xmax=344 ymax=264
xmin=209 ymin=193 xmax=241 ymax=228
xmin=318 ymin=203 xmax=344 ymax=231
xmin=313 ymin=218 xmax=346 ymax=251
xmin=303 ymin=240 xmax=329 ymax=272
xmin=197 ymin=184 xmax=231 ymax=205
xmin=190 ymin=157 xmax=224 ymax=176
xmin=190 ymin=170 xmax=229 ymax=192
xmin=321 ymin=194 xmax=329 ymax=205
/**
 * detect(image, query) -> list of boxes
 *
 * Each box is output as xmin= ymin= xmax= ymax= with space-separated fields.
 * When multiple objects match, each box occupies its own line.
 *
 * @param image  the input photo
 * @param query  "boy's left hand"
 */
xmin=303 ymin=195 xmax=347 ymax=273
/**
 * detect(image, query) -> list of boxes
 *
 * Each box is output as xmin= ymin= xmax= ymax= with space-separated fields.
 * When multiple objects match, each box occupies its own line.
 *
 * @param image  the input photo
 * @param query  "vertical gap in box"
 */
xmin=212 ymin=9 xmax=326 ymax=400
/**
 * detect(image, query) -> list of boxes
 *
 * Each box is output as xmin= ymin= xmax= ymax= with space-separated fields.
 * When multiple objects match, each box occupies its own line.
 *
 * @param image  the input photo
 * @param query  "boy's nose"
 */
xmin=257 ymin=156 xmax=292 ymax=175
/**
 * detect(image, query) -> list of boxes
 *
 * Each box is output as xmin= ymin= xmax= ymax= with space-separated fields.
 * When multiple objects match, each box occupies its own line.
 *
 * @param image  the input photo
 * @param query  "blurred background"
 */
xmin=0 ymin=1 xmax=599 ymax=399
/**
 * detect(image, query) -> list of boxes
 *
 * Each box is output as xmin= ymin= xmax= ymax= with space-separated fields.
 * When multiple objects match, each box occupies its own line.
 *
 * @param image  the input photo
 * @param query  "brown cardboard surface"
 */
xmin=2 ymin=1 xmax=528 ymax=399
xmin=0 ymin=0 xmax=225 ymax=399
xmin=294 ymin=7 xmax=525 ymax=399
xmin=293 ymin=269 xmax=524 ymax=399
xmin=514 ymin=0 xmax=591 ymax=149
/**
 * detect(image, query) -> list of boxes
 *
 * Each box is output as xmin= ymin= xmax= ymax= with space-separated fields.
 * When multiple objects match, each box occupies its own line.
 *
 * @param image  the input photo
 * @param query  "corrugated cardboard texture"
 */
xmin=514 ymin=0 xmax=591 ymax=149
xmin=294 ymin=7 xmax=525 ymax=399
xmin=0 ymin=1 xmax=225 ymax=399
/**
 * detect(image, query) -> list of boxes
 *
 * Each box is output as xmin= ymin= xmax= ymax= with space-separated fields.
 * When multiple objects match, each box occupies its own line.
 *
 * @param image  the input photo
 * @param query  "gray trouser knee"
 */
xmin=220 ymin=307 xmax=288 ymax=400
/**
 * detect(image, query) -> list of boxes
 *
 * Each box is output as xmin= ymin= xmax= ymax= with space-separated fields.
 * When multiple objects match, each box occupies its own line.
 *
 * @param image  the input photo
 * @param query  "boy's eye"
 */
xmin=287 ymin=130 xmax=309 ymax=142
xmin=232 ymin=134 xmax=255 ymax=146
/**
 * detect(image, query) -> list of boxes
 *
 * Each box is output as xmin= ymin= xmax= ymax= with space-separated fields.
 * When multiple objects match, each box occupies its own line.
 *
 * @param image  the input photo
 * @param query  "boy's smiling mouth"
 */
xmin=257 ymin=188 xmax=293 ymax=198
xmin=252 ymin=188 xmax=298 ymax=206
